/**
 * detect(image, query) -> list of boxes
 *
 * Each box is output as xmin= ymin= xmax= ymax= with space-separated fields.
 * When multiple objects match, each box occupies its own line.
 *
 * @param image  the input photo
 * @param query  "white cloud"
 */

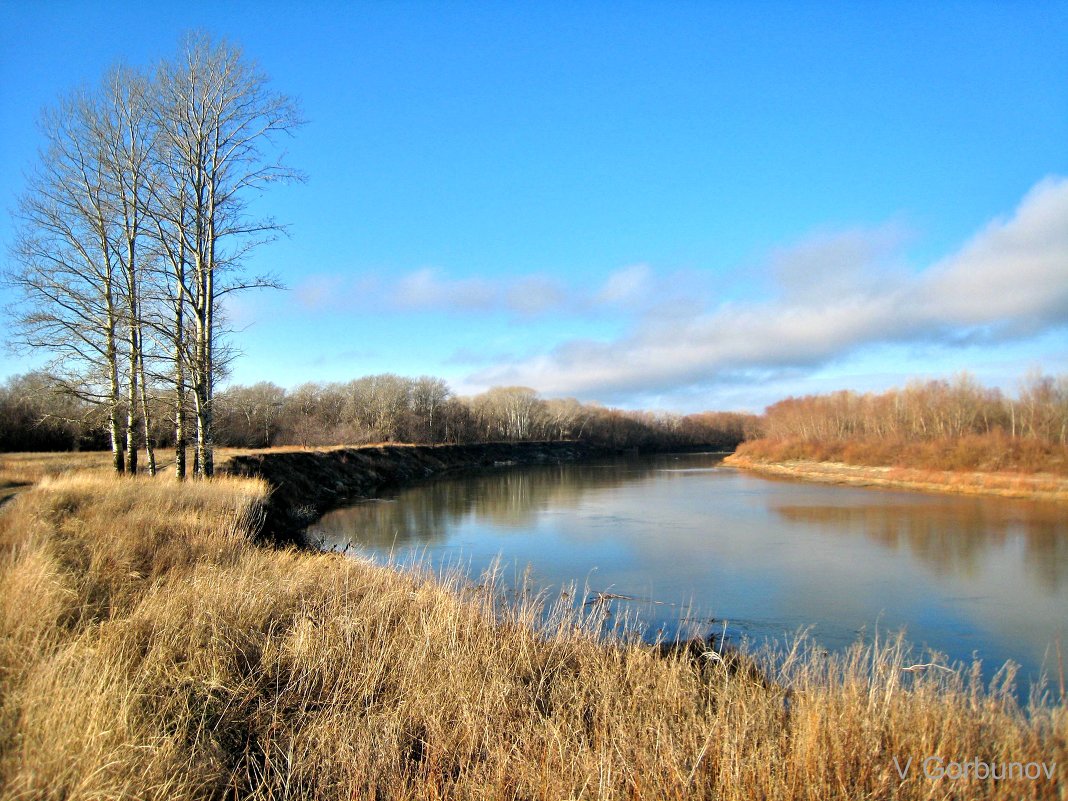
xmin=294 ymin=267 xmax=570 ymax=316
xmin=294 ymin=273 xmax=380 ymax=310
xmin=770 ymin=223 xmax=910 ymax=302
xmin=293 ymin=258 xmax=706 ymax=321
xmin=507 ymin=276 xmax=567 ymax=316
xmin=594 ymin=263 xmax=653 ymax=306
xmin=915 ymin=177 xmax=1068 ymax=331
xmin=295 ymin=274 xmax=345 ymax=308
xmin=393 ymin=268 xmax=497 ymax=311
xmin=470 ymin=176 xmax=1068 ymax=400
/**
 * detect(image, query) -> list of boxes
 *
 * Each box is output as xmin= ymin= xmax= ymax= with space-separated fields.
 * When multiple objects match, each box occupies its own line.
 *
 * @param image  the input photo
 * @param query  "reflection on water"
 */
xmin=308 ymin=452 xmax=1068 ymax=684
xmin=773 ymin=502 xmax=1068 ymax=593
xmin=311 ymin=458 xmax=667 ymax=549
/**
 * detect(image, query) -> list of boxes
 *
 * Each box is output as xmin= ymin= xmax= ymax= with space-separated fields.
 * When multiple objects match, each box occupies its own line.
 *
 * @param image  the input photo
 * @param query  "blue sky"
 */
xmin=1 ymin=1 xmax=1066 ymax=412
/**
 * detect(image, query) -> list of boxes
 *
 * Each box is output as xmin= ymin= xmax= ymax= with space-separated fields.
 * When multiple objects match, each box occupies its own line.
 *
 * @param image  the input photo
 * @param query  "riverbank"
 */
xmin=0 ymin=472 xmax=1062 ymax=800
xmin=225 ymin=441 xmax=622 ymax=545
xmin=724 ymin=452 xmax=1068 ymax=502
xmin=0 ymin=442 xmax=617 ymax=534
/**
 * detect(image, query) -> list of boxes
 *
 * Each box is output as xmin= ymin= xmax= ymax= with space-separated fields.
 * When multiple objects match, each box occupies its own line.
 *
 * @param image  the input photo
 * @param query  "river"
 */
xmin=306 ymin=451 xmax=1068 ymax=684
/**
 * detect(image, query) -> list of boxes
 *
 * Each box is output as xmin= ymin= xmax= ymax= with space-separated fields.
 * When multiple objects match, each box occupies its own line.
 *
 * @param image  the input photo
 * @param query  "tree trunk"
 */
xmin=192 ymin=279 xmax=214 ymax=477
xmin=193 ymin=380 xmax=214 ymax=478
xmin=174 ymin=343 xmax=186 ymax=479
xmin=199 ymin=390 xmax=214 ymax=476
xmin=137 ymin=346 xmax=156 ymax=475
xmin=106 ymin=283 xmax=125 ymax=474
xmin=125 ymin=320 xmax=139 ymax=475
xmin=201 ymin=179 xmax=216 ymax=477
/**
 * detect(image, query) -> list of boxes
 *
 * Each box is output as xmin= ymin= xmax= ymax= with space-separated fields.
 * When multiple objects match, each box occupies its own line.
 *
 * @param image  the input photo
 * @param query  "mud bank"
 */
xmin=226 ymin=441 xmax=619 ymax=546
xmin=723 ymin=453 xmax=1068 ymax=502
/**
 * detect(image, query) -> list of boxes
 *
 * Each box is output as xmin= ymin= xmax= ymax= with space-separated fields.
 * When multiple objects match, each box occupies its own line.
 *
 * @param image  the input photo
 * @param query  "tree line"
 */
xmin=739 ymin=371 xmax=1068 ymax=473
xmin=0 ymin=371 xmax=758 ymax=454
xmin=761 ymin=372 xmax=1068 ymax=444
xmin=5 ymin=33 xmax=302 ymax=477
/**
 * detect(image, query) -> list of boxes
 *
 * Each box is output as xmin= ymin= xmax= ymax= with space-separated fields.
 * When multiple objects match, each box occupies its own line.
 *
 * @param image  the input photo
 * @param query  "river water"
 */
xmin=307 ymin=452 xmax=1068 ymax=684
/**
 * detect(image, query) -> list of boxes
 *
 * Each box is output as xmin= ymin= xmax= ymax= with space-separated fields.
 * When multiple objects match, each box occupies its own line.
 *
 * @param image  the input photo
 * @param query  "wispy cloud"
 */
xmin=294 ymin=267 xmax=572 ymax=317
xmin=469 ymin=177 xmax=1068 ymax=399
xmin=393 ymin=268 xmax=498 ymax=311
xmin=309 ymin=348 xmax=379 ymax=367
xmin=506 ymin=275 xmax=567 ymax=316
xmin=293 ymin=262 xmax=679 ymax=318
xmin=770 ymin=223 xmax=910 ymax=302
xmin=594 ymin=263 xmax=654 ymax=307
xmin=294 ymin=274 xmax=381 ymax=309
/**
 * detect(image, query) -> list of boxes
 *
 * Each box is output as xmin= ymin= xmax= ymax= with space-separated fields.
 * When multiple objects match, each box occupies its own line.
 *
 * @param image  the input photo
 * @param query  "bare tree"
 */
xmin=144 ymin=166 xmax=193 ymax=476
xmin=7 ymin=36 xmax=301 ymax=476
xmin=411 ymin=376 xmax=451 ymax=443
xmin=216 ymin=381 xmax=285 ymax=447
xmin=345 ymin=374 xmax=413 ymax=442
xmin=151 ymin=33 xmax=302 ymax=475
xmin=92 ymin=65 xmax=159 ymax=475
xmin=471 ymin=386 xmax=545 ymax=441
xmin=7 ymin=87 xmax=133 ymax=472
xmin=0 ymin=372 xmax=101 ymax=451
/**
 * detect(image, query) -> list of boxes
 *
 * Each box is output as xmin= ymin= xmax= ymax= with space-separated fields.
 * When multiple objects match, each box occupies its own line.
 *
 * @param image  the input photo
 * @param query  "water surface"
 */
xmin=308 ymin=452 xmax=1068 ymax=683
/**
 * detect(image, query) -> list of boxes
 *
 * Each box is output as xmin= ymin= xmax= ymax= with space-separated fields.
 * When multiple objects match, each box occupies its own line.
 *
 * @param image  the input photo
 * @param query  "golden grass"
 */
xmin=0 ymin=474 xmax=1064 ymax=799
xmin=0 ymin=444 xmax=413 ymax=494
xmin=0 ymin=450 xmax=114 ymax=490
xmin=0 ymin=448 xmax=285 ymax=504
xmin=734 ymin=434 xmax=1068 ymax=477
xmin=0 ymin=443 xmax=448 ymax=509
xmin=725 ymin=454 xmax=1068 ymax=503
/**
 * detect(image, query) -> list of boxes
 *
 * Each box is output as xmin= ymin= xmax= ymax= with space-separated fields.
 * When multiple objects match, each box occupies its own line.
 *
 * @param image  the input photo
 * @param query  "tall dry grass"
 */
xmin=0 ymin=473 xmax=1064 ymax=799
xmin=0 ymin=445 xmax=411 ymax=493
xmin=0 ymin=447 xmax=308 ymax=505
xmin=734 ymin=433 xmax=1068 ymax=476
xmin=0 ymin=452 xmax=114 ymax=503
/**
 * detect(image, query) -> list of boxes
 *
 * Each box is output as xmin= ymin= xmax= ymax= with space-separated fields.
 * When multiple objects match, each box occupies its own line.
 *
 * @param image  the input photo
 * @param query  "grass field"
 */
xmin=0 ymin=444 xmax=416 ymax=491
xmin=0 ymin=446 xmax=371 ymax=504
xmin=0 ymin=469 xmax=1064 ymax=799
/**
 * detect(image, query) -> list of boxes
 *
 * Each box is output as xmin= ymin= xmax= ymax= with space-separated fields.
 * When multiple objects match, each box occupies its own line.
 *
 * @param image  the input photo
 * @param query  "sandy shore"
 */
xmin=723 ymin=453 xmax=1068 ymax=503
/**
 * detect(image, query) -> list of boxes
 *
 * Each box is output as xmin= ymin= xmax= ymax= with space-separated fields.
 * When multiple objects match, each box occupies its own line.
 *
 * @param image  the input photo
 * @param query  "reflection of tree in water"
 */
xmin=310 ymin=454 xmax=713 ymax=551
xmin=773 ymin=501 xmax=1068 ymax=592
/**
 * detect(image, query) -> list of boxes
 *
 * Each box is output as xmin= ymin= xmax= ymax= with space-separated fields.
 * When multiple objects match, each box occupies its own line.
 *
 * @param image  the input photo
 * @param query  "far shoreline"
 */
xmin=722 ymin=453 xmax=1068 ymax=503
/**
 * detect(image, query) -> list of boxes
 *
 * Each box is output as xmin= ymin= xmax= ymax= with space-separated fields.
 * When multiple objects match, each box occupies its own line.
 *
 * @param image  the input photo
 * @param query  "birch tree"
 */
xmin=8 ymin=35 xmax=301 ymax=476
xmin=95 ymin=65 xmax=158 ymax=474
xmin=152 ymin=33 xmax=302 ymax=476
xmin=8 ymin=88 xmax=131 ymax=472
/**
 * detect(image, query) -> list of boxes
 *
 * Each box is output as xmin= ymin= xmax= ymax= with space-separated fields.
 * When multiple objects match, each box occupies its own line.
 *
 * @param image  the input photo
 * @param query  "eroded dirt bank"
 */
xmin=226 ymin=441 xmax=618 ymax=546
xmin=723 ymin=453 xmax=1068 ymax=502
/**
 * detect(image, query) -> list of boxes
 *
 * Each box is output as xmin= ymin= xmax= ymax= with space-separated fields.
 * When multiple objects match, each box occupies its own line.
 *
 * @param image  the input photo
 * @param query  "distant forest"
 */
xmin=736 ymin=371 xmax=1068 ymax=474
xmin=0 ymin=371 xmax=759 ymax=455
xmin=6 ymin=369 xmax=1066 ymax=474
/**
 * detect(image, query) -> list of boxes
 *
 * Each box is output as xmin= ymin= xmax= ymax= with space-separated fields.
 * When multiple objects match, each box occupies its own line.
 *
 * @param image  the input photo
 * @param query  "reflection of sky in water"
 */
xmin=307 ymin=453 xmax=1068 ymax=684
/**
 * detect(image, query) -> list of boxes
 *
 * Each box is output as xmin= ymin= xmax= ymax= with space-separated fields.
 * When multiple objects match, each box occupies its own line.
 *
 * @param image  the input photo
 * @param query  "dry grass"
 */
xmin=730 ymin=435 xmax=1068 ymax=503
xmin=0 ymin=451 xmax=116 ymax=493
xmin=0 ymin=444 xmax=412 ymax=495
xmin=0 ymin=448 xmax=292 ymax=505
xmin=733 ymin=434 xmax=1068 ymax=476
xmin=725 ymin=454 xmax=1068 ymax=503
xmin=0 ymin=474 xmax=1064 ymax=799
